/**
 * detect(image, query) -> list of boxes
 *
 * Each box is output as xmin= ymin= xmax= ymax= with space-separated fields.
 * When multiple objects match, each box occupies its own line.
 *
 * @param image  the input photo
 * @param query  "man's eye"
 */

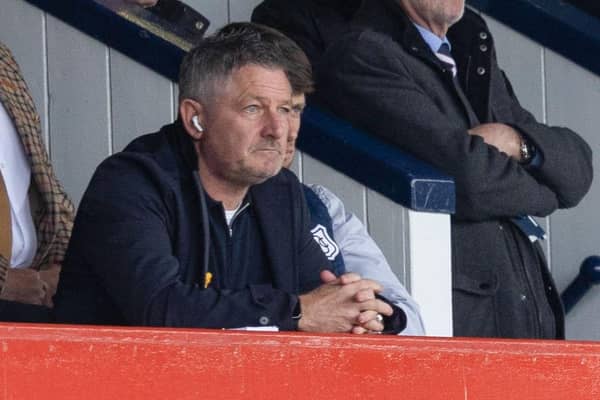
xmin=291 ymin=106 xmax=305 ymax=116
xmin=278 ymin=106 xmax=291 ymax=115
xmin=244 ymin=105 xmax=260 ymax=113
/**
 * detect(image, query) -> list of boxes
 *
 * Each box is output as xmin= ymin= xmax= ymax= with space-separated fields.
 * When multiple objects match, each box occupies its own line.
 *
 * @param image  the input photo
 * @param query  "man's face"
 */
xmin=196 ymin=65 xmax=292 ymax=189
xmin=401 ymin=0 xmax=465 ymax=35
xmin=283 ymin=94 xmax=306 ymax=168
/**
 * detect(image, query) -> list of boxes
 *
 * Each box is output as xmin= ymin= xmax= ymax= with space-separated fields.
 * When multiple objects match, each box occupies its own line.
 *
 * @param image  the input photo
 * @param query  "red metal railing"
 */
xmin=2 ymin=323 xmax=600 ymax=399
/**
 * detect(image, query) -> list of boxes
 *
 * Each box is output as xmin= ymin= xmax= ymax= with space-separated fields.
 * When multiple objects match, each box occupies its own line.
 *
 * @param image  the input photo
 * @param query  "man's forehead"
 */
xmin=217 ymin=65 xmax=292 ymax=102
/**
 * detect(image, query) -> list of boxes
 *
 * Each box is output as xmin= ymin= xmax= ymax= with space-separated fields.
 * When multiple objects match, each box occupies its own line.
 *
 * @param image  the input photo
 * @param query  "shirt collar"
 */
xmin=412 ymin=23 xmax=452 ymax=53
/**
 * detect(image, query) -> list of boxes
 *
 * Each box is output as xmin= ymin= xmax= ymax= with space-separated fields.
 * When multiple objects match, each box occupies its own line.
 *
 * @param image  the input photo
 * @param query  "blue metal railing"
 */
xmin=561 ymin=256 xmax=600 ymax=313
xmin=299 ymin=107 xmax=455 ymax=213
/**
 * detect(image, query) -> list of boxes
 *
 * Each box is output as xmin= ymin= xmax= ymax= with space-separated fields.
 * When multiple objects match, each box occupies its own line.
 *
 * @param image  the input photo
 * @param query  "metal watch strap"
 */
xmin=519 ymin=137 xmax=534 ymax=164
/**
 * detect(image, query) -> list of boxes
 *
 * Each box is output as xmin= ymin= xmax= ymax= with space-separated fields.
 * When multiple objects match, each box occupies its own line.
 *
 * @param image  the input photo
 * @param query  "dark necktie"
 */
xmin=436 ymin=43 xmax=457 ymax=77
xmin=0 ymin=171 xmax=12 ymax=262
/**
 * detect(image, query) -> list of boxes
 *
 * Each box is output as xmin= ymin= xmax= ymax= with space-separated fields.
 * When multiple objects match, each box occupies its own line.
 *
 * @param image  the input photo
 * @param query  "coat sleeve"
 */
xmin=316 ymin=31 xmax=592 ymax=221
xmin=500 ymin=71 xmax=593 ymax=208
xmin=62 ymin=155 xmax=300 ymax=330
xmin=309 ymin=184 xmax=425 ymax=335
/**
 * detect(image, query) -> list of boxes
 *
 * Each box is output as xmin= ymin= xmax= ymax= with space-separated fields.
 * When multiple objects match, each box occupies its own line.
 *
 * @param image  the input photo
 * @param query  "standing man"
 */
xmin=0 ymin=42 xmax=75 ymax=320
xmin=310 ymin=0 xmax=593 ymax=338
xmin=55 ymin=23 xmax=406 ymax=334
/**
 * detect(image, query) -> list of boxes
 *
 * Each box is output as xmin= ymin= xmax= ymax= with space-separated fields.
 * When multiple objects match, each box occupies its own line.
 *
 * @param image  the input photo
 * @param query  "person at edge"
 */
xmin=0 ymin=41 xmax=75 ymax=321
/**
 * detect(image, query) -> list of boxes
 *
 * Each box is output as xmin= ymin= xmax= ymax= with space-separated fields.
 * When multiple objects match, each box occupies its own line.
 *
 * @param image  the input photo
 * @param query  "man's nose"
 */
xmin=263 ymin=111 xmax=288 ymax=139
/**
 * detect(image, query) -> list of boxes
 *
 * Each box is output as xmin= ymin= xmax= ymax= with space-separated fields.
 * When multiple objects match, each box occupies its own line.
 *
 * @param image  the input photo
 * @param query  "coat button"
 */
xmin=479 ymin=31 xmax=488 ymax=40
xmin=480 ymin=44 xmax=488 ymax=52
xmin=259 ymin=316 xmax=270 ymax=325
xmin=477 ymin=67 xmax=486 ymax=75
xmin=520 ymin=294 xmax=528 ymax=302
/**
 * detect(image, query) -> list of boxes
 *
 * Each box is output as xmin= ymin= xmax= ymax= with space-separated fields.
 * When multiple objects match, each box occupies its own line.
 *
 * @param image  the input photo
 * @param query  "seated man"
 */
xmin=54 ymin=22 xmax=406 ymax=334
xmin=287 ymin=93 xmax=425 ymax=335
xmin=0 ymin=41 xmax=75 ymax=321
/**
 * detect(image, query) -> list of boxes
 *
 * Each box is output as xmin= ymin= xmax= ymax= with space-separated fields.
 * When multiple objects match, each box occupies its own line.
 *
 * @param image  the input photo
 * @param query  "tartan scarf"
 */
xmin=0 ymin=42 xmax=74 ymax=291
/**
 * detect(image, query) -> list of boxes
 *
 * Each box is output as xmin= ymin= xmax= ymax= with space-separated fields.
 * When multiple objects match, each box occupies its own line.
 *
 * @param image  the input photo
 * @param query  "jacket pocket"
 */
xmin=452 ymin=265 xmax=500 ymax=337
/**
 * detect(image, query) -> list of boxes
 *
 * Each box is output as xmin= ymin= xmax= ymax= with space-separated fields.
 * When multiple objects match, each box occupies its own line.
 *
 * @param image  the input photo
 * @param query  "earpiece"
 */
xmin=191 ymin=115 xmax=204 ymax=133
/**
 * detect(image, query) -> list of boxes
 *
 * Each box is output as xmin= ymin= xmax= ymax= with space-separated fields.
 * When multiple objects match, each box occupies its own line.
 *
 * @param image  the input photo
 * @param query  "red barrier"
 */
xmin=1 ymin=323 xmax=600 ymax=399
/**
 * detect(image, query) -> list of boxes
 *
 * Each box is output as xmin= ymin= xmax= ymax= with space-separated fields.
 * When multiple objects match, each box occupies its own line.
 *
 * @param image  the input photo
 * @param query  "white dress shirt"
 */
xmin=0 ymin=102 xmax=37 ymax=268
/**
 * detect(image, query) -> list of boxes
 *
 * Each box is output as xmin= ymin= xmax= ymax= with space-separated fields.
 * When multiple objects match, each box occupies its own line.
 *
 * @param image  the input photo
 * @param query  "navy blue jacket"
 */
xmin=54 ymin=121 xmax=328 ymax=330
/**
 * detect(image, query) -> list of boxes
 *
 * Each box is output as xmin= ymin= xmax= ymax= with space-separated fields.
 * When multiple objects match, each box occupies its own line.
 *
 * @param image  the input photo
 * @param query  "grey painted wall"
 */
xmin=2 ymin=0 xmax=599 ymax=339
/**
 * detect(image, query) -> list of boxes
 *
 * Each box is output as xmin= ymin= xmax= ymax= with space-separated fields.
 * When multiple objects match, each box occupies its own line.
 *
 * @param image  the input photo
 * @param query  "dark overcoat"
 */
xmin=313 ymin=0 xmax=593 ymax=338
xmin=254 ymin=0 xmax=594 ymax=338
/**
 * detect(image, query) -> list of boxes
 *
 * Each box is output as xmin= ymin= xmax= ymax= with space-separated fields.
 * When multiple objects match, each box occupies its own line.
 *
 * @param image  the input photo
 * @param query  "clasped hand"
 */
xmin=0 ymin=264 xmax=60 ymax=307
xmin=298 ymin=270 xmax=393 ymax=334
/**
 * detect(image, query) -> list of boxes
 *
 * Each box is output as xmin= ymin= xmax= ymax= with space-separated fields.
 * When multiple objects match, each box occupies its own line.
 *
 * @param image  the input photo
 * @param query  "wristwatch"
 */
xmin=519 ymin=137 xmax=536 ymax=164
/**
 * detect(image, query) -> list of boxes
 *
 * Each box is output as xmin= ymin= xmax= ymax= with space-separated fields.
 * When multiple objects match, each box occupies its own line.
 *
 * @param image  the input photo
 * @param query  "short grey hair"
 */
xmin=178 ymin=22 xmax=313 ymax=104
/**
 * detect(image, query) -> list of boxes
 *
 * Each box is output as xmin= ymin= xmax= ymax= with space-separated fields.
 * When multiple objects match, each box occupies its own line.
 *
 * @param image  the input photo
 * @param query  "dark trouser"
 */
xmin=0 ymin=299 xmax=53 ymax=322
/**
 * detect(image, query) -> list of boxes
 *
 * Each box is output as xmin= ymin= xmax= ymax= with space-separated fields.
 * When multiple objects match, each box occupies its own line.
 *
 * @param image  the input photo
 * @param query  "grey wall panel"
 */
xmin=46 ymin=15 xmax=111 ymax=205
xmin=229 ymin=0 xmax=262 ymax=22
xmin=367 ymin=189 xmax=408 ymax=286
xmin=566 ymin=286 xmax=600 ymax=340
xmin=172 ymin=83 xmax=179 ymax=119
xmin=1 ymin=0 xmax=48 ymax=146
xmin=110 ymin=49 xmax=174 ymax=153
xmin=302 ymin=154 xmax=366 ymax=222
xmin=186 ymin=0 xmax=228 ymax=33
xmin=484 ymin=16 xmax=545 ymax=121
xmin=289 ymin=151 xmax=302 ymax=179
xmin=545 ymin=50 xmax=600 ymax=294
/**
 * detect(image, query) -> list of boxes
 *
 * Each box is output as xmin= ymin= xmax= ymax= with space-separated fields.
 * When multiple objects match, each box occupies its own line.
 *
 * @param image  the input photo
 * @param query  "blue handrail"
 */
xmin=561 ymin=256 xmax=600 ymax=313
xmin=299 ymin=106 xmax=455 ymax=213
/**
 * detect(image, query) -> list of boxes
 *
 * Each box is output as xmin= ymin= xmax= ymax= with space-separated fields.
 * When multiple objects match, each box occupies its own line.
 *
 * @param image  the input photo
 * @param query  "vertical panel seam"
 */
xmin=541 ymin=46 xmax=553 ymax=271
xmin=403 ymin=208 xmax=410 ymax=291
xmin=107 ymin=48 xmax=114 ymax=155
xmin=298 ymin=152 xmax=304 ymax=182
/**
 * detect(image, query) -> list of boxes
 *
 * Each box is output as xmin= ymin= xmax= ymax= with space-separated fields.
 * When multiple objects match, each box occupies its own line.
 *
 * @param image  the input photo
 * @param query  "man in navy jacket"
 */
xmin=55 ymin=23 xmax=404 ymax=334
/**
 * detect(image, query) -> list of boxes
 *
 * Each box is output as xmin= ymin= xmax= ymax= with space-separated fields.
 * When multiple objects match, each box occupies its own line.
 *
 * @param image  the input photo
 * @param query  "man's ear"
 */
xmin=179 ymin=98 xmax=205 ymax=140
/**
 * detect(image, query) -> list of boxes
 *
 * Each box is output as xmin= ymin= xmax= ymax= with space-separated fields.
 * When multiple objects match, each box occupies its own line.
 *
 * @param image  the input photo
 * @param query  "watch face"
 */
xmin=520 ymin=139 xmax=534 ymax=164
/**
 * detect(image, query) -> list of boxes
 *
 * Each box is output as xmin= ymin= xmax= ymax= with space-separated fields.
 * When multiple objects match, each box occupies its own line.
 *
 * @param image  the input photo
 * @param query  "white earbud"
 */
xmin=191 ymin=115 xmax=204 ymax=133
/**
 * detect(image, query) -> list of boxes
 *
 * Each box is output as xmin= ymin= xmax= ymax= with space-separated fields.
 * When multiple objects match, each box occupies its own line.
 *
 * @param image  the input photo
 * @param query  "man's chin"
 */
xmin=245 ymin=165 xmax=284 ymax=185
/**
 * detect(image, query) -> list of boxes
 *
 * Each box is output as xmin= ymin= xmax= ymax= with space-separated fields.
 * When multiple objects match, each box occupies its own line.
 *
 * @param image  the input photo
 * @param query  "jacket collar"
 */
xmin=352 ymin=0 xmax=487 ymax=126
xmin=170 ymin=118 xmax=199 ymax=173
